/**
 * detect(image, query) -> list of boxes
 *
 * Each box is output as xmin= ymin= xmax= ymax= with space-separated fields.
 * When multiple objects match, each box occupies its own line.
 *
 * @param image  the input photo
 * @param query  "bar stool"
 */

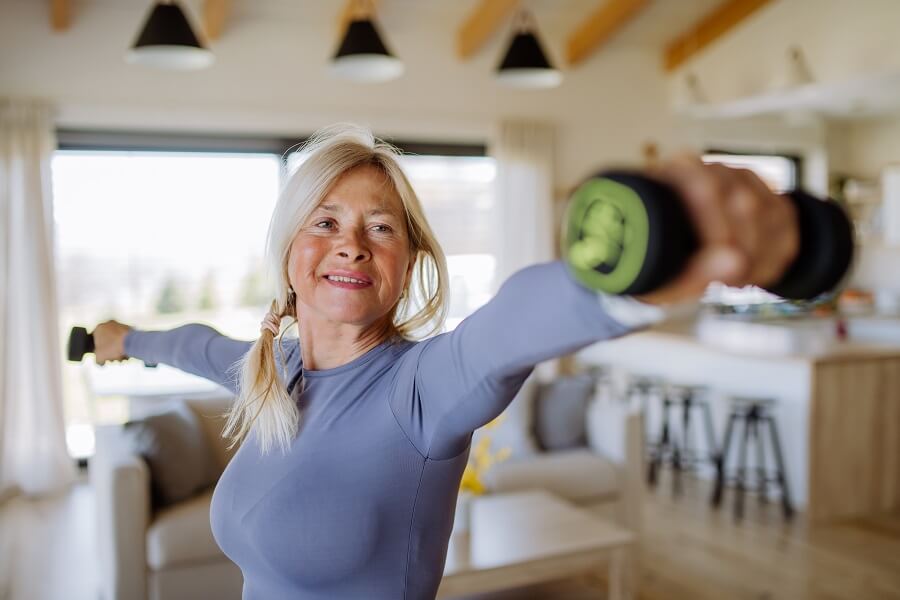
xmin=624 ymin=373 xmax=663 ymax=407
xmin=711 ymin=396 xmax=794 ymax=521
xmin=646 ymin=383 xmax=718 ymax=496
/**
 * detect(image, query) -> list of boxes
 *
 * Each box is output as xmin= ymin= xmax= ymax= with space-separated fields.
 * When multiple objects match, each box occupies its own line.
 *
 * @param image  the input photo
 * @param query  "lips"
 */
xmin=322 ymin=270 xmax=373 ymax=285
xmin=322 ymin=271 xmax=372 ymax=290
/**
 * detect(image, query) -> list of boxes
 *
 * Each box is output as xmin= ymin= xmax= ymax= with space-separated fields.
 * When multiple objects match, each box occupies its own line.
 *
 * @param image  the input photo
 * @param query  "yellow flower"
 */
xmin=460 ymin=415 xmax=513 ymax=496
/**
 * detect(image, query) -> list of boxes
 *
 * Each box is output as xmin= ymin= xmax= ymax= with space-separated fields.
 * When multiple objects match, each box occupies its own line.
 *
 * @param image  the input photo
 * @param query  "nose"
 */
xmin=335 ymin=228 xmax=371 ymax=262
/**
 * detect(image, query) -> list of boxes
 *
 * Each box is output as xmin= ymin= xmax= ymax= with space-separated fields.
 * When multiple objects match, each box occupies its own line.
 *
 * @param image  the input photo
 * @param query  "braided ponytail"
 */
xmin=222 ymin=290 xmax=301 ymax=455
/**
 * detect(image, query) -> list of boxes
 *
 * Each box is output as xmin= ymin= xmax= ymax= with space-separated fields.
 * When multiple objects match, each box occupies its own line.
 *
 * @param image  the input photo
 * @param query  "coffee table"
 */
xmin=438 ymin=490 xmax=635 ymax=599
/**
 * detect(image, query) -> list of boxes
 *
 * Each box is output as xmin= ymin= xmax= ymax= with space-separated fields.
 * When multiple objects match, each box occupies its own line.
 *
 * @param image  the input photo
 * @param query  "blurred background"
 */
xmin=2 ymin=1 xmax=900 ymax=599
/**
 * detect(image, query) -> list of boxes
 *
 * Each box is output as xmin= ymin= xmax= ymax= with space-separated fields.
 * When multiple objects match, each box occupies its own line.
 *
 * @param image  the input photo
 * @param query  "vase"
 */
xmin=453 ymin=491 xmax=473 ymax=535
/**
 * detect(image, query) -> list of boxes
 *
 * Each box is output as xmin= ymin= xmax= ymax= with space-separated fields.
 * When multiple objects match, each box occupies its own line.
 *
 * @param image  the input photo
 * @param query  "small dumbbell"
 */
xmin=67 ymin=326 xmax=157 ymax=367
xmin=562 ymin=170 xmax=854 ymax=300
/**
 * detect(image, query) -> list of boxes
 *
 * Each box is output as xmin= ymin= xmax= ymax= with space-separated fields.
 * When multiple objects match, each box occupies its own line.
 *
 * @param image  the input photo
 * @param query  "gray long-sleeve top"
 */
xmin=123 ymin=260 xmax=641 ymax=600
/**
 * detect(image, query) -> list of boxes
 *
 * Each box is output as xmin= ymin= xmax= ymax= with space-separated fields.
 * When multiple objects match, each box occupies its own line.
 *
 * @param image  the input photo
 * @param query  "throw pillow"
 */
xmin=533 ymin=374 xmax=595 ymax=451
xmin=122 ymin=399 xmax=219 ymax=509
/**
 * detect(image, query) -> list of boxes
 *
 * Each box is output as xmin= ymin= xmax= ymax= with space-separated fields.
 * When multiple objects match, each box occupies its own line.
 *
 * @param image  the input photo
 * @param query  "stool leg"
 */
xmin=671 ymin=397 xmax=683 ymax=497
xmin=753 ymin=417 xmax=767 ymax=505
xmin=647 ymin=397 xmax=670 ymax=488
xmin=682 ymin=394 xmax=694 ymax=466
xmin=711 ymin=412 xmax=736 ymax=508
xmin=765 ymin=415 xmax=795 ymax=520
xmin=701 ymin=400 xmax=719 ymax=467
xmin=734 ymin=409 xmax=753 ymax=521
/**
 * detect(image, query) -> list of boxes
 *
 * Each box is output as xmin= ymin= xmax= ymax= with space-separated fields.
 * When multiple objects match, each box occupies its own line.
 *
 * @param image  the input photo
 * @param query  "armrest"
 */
xmin=585 ymin=397 xmax=645 ymax=535
xmin=620 ymin=410 xmax=645 ymax=536
xmin=90 ymin=425 xmax=150 ymax=600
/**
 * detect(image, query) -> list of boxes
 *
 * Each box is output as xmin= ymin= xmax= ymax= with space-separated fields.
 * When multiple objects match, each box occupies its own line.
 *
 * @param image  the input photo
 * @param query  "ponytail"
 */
xmin=221 ymin=291 xmax=302 ymax=455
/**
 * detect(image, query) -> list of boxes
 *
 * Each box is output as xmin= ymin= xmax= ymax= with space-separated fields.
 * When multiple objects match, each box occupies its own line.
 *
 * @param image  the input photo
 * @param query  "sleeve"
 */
xmin=409 ymin=260 xmax=666 ymax=459
xmin=123 ymin=323 xmax=259 ymax=396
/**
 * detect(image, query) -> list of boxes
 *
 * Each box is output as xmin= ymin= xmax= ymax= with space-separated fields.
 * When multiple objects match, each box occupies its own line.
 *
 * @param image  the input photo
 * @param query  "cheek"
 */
xmin=288 ymin=241 xmax=326 ymax=287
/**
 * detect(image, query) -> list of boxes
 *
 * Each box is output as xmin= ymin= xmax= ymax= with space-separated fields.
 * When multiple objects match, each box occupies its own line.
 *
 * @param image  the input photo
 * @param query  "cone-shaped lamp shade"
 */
xmin=125 ymin=2 xmax=214 ymax=70
xmin=496 ymin=31 xmax=562 ymax=88
xmin=330 ymin=19 xmax=404 ymax=83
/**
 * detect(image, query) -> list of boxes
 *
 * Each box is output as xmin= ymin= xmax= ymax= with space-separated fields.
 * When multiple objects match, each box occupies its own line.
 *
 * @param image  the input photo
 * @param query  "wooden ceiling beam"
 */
xmin=565 ymin=0 xmax=650 ymax=66
xmin=203 ymin=0 xmax=230 ymax=41
xmin=456 ymin=0 xmax=519 ymax=60
xmin=664 ymin=0 xmax=775 ymax=72
xmin=50 ymin=0 xmax=70 ymax=32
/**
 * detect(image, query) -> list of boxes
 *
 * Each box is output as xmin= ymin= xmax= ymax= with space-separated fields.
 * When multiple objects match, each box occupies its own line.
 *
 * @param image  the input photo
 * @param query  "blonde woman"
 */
xmin=93 ymin=124 xmax=798 ymax=599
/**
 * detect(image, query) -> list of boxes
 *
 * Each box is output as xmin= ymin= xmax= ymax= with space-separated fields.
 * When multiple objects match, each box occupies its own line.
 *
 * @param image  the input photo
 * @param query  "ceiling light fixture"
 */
xmin=330 ymin=1 xmax=403 ymax=83
xmin=496 ymin=9 xmax=562 ymax=89
xmin=125 ymin=0 xmax=214 ymax=70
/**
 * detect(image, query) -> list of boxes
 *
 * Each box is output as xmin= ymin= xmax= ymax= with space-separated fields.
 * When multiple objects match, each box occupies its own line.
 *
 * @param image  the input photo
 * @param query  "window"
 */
xmin=702 ymin=151 xmax=799 ymax=193
xmin=51 ymin=138 xmax=495 ymax=460
xmin=700 ymin=151 xmax=801 ymax=306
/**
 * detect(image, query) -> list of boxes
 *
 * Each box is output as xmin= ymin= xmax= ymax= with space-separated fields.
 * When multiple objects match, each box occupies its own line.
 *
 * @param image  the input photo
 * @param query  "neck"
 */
xmin=295 ymin=314 xmax=394 ymax=371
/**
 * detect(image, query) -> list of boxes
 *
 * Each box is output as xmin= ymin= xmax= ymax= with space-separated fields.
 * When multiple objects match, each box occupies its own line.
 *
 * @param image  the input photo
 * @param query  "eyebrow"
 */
xmin=315 ymin=203 xmax=400 ymax=218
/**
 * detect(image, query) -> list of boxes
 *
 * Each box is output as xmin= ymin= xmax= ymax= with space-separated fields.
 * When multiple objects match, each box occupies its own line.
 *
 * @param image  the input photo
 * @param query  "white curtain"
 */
xmin=0 ymin=99 xmax=76 ymax=500
xmin=490 ymin=120 xmax=556 ymax=289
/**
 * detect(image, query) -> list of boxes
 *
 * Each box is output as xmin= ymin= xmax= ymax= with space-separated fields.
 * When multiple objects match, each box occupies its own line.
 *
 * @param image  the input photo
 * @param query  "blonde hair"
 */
xmin=222 ymin=124 xmax=449 ymax=455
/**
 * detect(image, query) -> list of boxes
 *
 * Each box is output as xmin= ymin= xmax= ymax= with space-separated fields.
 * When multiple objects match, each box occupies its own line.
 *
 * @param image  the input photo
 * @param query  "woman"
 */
xmin=93 ymin=125 xmax=798 ymax=599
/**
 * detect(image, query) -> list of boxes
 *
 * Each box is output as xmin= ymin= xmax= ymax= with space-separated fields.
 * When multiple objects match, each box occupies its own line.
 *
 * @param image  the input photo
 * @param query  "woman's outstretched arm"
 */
xmin=398 ymin=158 xmax=801 ymax=460
xmin=124 ymin=323 xmax=293 ymax=395
xmin=397 ymin=260 xmax=665 ymax=459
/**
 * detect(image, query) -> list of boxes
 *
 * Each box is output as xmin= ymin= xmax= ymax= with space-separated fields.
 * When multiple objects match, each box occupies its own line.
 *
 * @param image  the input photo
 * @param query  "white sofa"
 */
xmin=91 ymin=394 xmax=243 ymax=600
xmin=90 ymin=385 xmax=644 ymax=600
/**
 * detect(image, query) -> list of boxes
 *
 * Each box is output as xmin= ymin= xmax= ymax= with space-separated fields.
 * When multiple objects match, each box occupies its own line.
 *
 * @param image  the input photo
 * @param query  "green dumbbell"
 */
xmin=562 ymin=170 xmax=854 ymax=300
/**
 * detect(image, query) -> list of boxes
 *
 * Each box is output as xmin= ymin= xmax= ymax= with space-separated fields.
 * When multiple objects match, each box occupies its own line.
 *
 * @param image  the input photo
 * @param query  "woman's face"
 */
xmin=287 ymin=164 xmax=414 ymax=331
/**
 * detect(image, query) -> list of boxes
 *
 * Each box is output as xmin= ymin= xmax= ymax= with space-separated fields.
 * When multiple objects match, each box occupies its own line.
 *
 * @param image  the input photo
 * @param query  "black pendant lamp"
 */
xmin=126 ymin=1 xmax=214 ymax=70
xmin=496 ymin=10 xmax=562 ymax=88
xmin=330 ymin=2 xmax=403 ymax=83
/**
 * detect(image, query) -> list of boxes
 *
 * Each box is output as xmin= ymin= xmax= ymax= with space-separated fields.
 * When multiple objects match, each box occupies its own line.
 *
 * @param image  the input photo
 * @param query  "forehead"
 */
xmin=315 ymin=164 xmax=404 ymax=217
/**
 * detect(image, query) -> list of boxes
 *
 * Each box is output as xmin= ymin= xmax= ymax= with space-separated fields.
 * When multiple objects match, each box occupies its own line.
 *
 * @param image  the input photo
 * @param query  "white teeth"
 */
xmin=326 ymin=275 xmax=367 ymax=284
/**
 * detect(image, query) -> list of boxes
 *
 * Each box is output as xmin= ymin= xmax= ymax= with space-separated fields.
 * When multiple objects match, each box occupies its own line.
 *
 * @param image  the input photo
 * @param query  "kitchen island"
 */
xmin=577 ymin=314 xmax=900 ymax=522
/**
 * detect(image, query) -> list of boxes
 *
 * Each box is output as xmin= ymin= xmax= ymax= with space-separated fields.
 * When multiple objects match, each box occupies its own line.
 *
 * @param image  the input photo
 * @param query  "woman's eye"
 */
xmin=371 ymin=224 xmax=391 ymax=233
xmin=315 ymin=220 xmax=334 ymax=229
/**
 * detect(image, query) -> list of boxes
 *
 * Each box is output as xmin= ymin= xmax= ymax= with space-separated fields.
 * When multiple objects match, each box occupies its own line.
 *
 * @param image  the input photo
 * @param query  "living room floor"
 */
xmin=2 ymin=470 xmax=899 ymax=600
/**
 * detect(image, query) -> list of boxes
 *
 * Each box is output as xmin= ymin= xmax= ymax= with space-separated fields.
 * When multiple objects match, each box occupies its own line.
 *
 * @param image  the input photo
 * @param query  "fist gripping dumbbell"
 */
xmin=563 ymin=170 xmax=854 ymax=300
xmin=67 ymin=325 xmax=157 ymax=367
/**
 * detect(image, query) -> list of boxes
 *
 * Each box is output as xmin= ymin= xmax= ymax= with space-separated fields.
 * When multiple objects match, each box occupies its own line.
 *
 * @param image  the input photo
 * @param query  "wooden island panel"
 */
xmin=809 ymin=356 xmax=900 ymax=521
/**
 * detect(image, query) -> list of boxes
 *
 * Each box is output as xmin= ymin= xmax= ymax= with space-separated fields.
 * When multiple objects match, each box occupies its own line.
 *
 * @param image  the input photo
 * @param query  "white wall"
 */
xmin=840 ymin=117 xmax=900 ymax=179
xmin=0 ymin=0 xmax=679 ymax=193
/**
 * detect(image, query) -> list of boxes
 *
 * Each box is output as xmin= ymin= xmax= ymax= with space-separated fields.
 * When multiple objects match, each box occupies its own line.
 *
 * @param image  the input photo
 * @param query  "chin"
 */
xmin=322 ymin=308 xmax=382 ymax=327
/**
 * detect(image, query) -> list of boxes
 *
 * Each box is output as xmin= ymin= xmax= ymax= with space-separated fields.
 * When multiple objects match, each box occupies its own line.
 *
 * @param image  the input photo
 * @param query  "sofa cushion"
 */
xmin=122 ymin=399 xmax=219 ymax=509
xmin=482 ymin=448 xmax=620 ymax=502
xmin=472 ymin=370 xmax=540 ymax=460
xmin=146 ymin=488 xmax=224 ymax=570
xmin=533 ymin=374 xmax=594 ymax=451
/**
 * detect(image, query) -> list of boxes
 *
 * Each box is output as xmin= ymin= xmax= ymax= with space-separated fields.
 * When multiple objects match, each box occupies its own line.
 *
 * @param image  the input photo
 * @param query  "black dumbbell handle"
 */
xmin=67 ymin=326 xmax=157 ymax=368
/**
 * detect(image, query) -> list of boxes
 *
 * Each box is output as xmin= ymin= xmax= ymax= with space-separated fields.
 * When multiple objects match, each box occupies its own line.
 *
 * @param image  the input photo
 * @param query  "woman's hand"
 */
xmin=634 ymin=154 xmax=800 ymax=307
xmin=92 ymin=320 xmax=133 ymax=366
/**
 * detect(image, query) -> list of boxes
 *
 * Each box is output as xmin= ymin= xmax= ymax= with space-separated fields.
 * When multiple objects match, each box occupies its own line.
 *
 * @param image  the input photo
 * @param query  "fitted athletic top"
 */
xmin=123 ymin=261 xmax=653 ymax=600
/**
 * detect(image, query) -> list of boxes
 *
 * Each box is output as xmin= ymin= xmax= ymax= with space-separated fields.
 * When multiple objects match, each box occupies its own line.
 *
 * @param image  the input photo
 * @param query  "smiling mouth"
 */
xmin=325 ymin=275 xmax=369 ymax=284
xmin=323 ymin=275 xmax=372 ymax=289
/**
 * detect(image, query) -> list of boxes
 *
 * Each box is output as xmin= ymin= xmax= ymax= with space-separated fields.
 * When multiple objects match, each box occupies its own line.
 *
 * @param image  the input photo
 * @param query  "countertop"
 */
xmin=634 ymin=313 xmax=900 ymax=364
